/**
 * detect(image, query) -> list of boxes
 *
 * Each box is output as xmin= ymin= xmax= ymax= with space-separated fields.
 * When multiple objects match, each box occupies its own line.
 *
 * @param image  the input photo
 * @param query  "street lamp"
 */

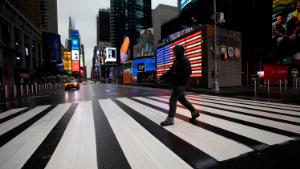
xmin=213 ymin=0 xmax=220 ymax=92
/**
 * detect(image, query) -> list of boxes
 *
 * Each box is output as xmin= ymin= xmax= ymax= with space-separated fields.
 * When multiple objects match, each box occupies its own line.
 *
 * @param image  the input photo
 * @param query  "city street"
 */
xmin=0 ymin=83 xmax=299 ymax=169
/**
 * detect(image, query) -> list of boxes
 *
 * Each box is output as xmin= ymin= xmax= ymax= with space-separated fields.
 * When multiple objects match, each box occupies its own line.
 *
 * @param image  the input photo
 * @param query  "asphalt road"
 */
xmin=0 ymin=83 xmax=300 ymax=169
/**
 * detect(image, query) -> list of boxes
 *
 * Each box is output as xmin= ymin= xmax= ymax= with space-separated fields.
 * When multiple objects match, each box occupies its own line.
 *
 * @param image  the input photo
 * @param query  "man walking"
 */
xmin=160 ymin=45 xmax=200 ymax=126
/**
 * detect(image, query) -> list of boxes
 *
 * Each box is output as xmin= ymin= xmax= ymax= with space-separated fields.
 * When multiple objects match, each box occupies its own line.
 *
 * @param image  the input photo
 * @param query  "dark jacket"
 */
xmin=160 ymin=50 xmax=191 ymax=86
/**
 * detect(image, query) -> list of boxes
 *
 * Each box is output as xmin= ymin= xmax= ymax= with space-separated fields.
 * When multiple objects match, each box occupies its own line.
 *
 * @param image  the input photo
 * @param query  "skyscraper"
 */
xmin=97 ymin=9 xmax=110 ymax=44
xmin=110 ymin=0 xmax=152 ymax=51
xmin=40 ymin=0 xmax=58 ymax=34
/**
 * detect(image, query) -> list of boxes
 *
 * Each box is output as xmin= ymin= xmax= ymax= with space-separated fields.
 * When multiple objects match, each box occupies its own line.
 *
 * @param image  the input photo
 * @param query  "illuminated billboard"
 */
xmin=64 ymin=60 xmax=72 ymax=71
xmin=179 ymin=0 xmax=192 ymax=11
xmin=105 ymin=47 xmax=117 ymax=63
xmin=71 ymin=39 xmax=80 ymax=50
xmin=120 ymin=36 xmax=130 ymax=64
xmin=72 ymin=61 xmax=80 ymax=72
xmin=133 ymin=28 xmax=154 ymax=58
xmin=156 ymin=31 xmax=203 ymax=79
xmin=132 ymin=58 xmax=156 ymax=77
xmin=72 ymin=50 xmax=80 ymax=61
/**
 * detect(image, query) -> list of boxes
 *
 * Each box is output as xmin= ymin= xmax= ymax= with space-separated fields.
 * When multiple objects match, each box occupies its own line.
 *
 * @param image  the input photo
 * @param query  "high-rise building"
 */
xmin=152 ymin=4 xmax=179 ymax=48
xmin=97 ymin=9 xmax=110 ymax=43
xmin=110 ymin=0 xmax=152 ymax=51
xmin=8 ymin=0 xmax=41 ymax=30
xmin=40 ymin=0 xmax=58 ymax=34
xmin=0 ymin=0 xmax=43 ymax=90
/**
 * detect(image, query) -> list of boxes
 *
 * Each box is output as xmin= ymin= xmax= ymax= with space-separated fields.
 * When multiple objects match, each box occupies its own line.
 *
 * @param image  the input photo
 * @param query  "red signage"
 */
xmin=264 ymin=65 xmax=288 ymax=84
xmin=72 ymin=61 xmax=80 ymax=72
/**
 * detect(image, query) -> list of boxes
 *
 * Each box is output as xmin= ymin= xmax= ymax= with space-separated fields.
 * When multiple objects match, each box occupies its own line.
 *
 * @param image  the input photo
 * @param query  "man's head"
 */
xmin=174 ymin=45 xmax=185 ymax=60
xmin=276 ymin=15 xmax=285 ymax=24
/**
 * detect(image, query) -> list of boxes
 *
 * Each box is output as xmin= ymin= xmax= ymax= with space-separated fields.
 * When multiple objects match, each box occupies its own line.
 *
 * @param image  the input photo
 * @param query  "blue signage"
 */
xmin=71 ymin=39 xmax=80 ymax=50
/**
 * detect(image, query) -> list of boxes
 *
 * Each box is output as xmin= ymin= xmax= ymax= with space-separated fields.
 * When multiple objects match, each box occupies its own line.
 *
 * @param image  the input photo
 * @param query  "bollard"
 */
xmin=14 ymin=85 xmax=17 ymax=97
xmin=36 ymin=84 xmax=38 ymax=94
xmin=279 ymin=80 xmax=282 ymax=92
xmin=26 ymin=85 xmax=29 ymax=96
xmin=20 ymin=85 xmax=23 ymax=96
xmin=296 ymin=79 xmax=298 ymax=89
xmin=31 ymin=85 xmax=34 ymax=95
xmin=254 ymin=79 xmax=257 ymax=98
xmin=267 ymin=80 xmax=270 ymax=94
xmin=5 ymin=85 xmax=9 ymax=99
xmin=284 ymin=80 xmax=287 ymax=91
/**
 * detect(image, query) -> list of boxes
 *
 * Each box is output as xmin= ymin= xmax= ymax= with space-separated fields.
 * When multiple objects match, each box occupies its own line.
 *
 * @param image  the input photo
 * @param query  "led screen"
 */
xmin=120 ymin=36 xmax=130 ymax=64
xmin=132 ymin=58 xmax=156 ymax=77
xmin=72 ymin=50 xmax=80 ymax=61
xmin=156 ymin=31 xmax=203 ymax=79
xmin=71 ymin=39 xmax=80 ymax=50
xmin=72 ymin=61 xmax=80 ymax=72
xmin=179 ymin=0 xmax=192 ymax=11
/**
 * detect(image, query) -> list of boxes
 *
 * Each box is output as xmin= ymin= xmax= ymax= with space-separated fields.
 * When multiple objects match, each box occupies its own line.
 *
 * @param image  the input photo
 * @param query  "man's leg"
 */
xmin=178 ymin=90 xmax=200 ymax=122
xmin=160 ymin=86 xmax=182 ymax=126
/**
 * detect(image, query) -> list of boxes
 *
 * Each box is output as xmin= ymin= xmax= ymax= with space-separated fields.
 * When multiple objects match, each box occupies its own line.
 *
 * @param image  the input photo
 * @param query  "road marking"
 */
xmin=0 ymin=103 xmax=71 ymax=169
xmin=45 ymin=101 xmax=97 ymax=169
xmin=135 ymin=97 xmax=293 ymax=145
xmin=151 ymin=97 xmax=300 ymax=135
xmin=187 ymin=95 xmax=300 ymax=117
xmin=99 ymin=99 xmax=192 ymax=169
xmin=0 ymin=105 xmax=50 ymax=136
xmin=0 ymin=107 xmax=28 ymax=120
xmin=118 ymin=97 xmax=253 ymax=161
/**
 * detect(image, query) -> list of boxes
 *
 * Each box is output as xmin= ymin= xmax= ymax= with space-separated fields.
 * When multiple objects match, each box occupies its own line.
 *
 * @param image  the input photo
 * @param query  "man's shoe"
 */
xmin=189 ymin=111 xmax=200 ymax=122
xmin=160 ymin=117 xmax=174 ymax=126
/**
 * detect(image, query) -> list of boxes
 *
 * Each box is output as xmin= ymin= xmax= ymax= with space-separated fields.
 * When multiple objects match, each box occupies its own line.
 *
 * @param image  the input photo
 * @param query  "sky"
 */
xmin=57 ymin=0 xmax=177 ymax=78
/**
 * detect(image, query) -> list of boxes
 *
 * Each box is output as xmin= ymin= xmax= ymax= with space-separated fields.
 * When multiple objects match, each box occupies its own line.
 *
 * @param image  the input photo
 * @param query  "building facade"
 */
xmin=0 ymin=0 xmax=43 ymax=91
xmin=97 ymin=9 xmax=110 ymax=43
xmin=152 ymin=4 xmax=179 ymax=48
xmin=40 ymin=0 xmax=58 ymax=34
xmin=110 ymin=0 xmax=152 ymax=52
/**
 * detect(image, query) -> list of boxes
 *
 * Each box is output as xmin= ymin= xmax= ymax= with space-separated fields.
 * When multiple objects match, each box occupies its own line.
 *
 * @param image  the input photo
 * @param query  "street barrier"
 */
xmin=20 ymin=85 xmax=24 ymax=96
xmin=254 ymin=79 xmax=257 ymax=98
xmin=279 ymin=80 xmax=282 ymax=92
xmin=14 ymin=85 xmax=17 ymax=97
xmin=5 ymin=85 xmax=8 ymax=99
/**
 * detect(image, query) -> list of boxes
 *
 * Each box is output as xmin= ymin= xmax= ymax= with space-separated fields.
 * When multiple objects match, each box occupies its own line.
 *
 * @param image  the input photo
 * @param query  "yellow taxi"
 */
xmin=64 ymin=79 xmax=80 ymax=90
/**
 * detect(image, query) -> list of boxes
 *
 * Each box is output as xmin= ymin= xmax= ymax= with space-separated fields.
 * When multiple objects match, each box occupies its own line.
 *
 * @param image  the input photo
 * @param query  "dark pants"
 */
xmin=168 ymin=86 xmax=196 ymax=118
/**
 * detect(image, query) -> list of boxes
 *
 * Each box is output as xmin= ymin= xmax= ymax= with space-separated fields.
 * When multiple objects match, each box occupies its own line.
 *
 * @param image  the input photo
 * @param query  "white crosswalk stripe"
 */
xmin=117 ymin=97 xmax=253 ymax=161
xmin=150 ymin=96 xmax=300 ymax=135
xmin=0 ymin=95 xmax=299 ymax=168
xmin=187 ymin=95 xmax=300 ymax=116
xmin=45 ymin=101 xmax=97 ymax=169
xmin=199 ymin=94 xmax=300 ymax=110
xmin=99 ymin=99 xmax=192 ymax=169
xmin=170 ymin=96 xmax=300 ymax=123
xmin=0 ymin=103 xmax=71 ymax=169
xmin=0 ymin=107 xmax=28 ymax=120
xmin=133 ymin=97 xmax=293 ymax=145
xmin=0 ymin=105 xmax=50 ymax=136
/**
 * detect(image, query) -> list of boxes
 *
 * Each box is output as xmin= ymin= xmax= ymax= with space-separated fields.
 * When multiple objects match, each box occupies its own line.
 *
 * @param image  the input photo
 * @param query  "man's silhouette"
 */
xmin=160 ymin=45 xmax=200 ymax=126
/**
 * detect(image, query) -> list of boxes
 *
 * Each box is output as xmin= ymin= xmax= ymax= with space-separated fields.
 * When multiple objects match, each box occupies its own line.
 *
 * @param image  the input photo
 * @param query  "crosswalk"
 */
xmin=0 ymin=94 xmax=299 ymax=169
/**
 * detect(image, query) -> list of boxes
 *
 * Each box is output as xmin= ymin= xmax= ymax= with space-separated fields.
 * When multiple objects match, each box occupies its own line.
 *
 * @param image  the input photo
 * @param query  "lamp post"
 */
xmin=213 ymin=0 xmax=220 ymax=92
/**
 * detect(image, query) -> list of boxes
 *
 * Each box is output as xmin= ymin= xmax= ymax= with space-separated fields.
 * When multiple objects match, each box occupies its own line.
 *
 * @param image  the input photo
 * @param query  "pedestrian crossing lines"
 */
xmin=0 ymin=95 xmax=299 ymax=169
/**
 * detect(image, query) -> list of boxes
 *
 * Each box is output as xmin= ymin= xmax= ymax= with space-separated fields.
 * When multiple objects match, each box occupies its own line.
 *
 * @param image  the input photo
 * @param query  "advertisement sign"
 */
xmin=105 ymin=47 xmax=117 ymax=63
xmin=179 ymin=0 xmax=192 ymax=11
xmin=42 ymin=32 xmax=62 ymax=63
xmin=71 ymin=39 xmax=80 ymax=50
xmin=132 ymin=58 xmax=155 ymax=77
xmin=72 ymin=61 xmax=80 ymax=72
xmin=64 ymin=60 xmax=72 ymax=71
xmin=264 ymin=65 xmax=288 ymax=84
xmin=72 ymin=50 xmax=80 ymax=61
xmin=71 ymin=30 xmax=79 ymax=39
xmin=120 ymin=36 xmax=130 ymax=64
xmin=133 ymin=28 xmax=154 ymax=58
xmin=156 ymin=31 xmax=203 ymax=79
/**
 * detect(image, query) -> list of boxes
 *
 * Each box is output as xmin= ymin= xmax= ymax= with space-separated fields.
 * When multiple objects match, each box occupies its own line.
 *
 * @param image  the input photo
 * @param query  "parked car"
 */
xmin=64 ymin=79 xmax=80 ymax=90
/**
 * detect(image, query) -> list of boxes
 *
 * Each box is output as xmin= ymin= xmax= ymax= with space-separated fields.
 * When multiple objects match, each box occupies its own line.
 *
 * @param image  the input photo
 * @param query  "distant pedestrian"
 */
xmin=160 ymin=45 xmax=200 ymax=126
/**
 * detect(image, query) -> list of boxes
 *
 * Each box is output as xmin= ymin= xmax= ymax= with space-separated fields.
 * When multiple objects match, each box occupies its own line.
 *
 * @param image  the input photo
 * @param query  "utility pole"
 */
xmin=213 ymin=0 xmax=220 ymax=92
